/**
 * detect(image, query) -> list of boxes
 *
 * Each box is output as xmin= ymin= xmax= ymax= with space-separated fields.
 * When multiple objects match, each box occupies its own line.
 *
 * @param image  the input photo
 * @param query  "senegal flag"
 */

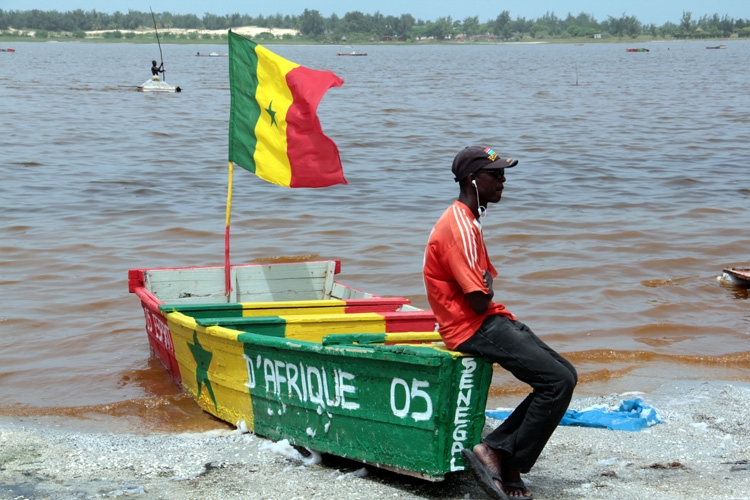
xmin=228 ymin=31 xmax=347 ymax=188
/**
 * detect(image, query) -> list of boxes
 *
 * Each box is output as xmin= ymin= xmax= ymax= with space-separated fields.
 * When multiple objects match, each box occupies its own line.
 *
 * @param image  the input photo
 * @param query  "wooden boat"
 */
xmin=626 ymin=48 xmax=649 ymax=52
xmin=719 ymin=267 xmax=750 ymax=287
xmin=129 ymin=259 xmax=493 ymax=480
xmin=706 ymin=45 xmax=726 ymax=49
xmin=137 ymin=75 xmax=182 ymax=93
xmin=337 ymin=51 xmax=367 ymax=56
xmin=196 ymin=51 xmax=228 ymax=56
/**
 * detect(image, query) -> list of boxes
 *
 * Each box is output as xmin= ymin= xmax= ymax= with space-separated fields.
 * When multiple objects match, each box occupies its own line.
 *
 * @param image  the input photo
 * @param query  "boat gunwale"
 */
xmin=165 ymin=310 xmax=458 ymax=360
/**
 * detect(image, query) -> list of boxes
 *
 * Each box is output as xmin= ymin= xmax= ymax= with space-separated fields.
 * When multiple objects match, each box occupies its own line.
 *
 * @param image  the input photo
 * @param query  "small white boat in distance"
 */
xmin=137 ymin=76 xmax=181 ymax=93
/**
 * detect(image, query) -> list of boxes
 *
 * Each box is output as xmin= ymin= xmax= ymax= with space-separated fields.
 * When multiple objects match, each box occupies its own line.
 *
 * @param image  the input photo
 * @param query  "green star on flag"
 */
xmin=265 ymin=100 xmax=277 ymax=127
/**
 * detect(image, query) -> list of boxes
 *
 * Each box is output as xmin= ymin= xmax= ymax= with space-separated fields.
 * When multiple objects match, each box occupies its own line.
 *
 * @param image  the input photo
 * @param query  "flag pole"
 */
xmin=224 ymin=161 xmax=234 ymax=296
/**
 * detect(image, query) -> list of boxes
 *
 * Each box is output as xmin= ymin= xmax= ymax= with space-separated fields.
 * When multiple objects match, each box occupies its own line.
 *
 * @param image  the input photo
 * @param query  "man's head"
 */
xmin=152 ymin=60 xmax=157 ymax=66
xmin=452 ymin=146 xmax=519 ymax=216
xmin=452 ymin=146 xmax=518 ymax=183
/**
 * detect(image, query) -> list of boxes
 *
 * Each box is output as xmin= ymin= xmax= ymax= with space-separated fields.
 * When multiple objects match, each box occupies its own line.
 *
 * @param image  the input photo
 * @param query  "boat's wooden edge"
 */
xmin=364 ymin=460 xmax=445 ymax=482
xmin=128 ymin=260 xmax=342 ymax=290
xmin=720 ymin=267 xmax=750 ymax=286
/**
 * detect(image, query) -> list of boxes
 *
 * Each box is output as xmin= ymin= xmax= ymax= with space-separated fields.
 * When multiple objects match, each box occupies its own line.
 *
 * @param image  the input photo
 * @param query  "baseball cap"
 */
xmin=451 ymin=146 xmax=518 ymax=182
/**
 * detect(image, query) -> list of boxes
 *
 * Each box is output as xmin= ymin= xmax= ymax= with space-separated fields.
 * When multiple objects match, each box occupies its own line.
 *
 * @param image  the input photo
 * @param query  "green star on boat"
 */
xmin=188 ymin=331 xmax=217 ymax=409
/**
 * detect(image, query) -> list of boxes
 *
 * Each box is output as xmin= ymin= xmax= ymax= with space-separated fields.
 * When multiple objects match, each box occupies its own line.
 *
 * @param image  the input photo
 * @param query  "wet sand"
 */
xmin=1 ymin=380 xmax=748 ymax=500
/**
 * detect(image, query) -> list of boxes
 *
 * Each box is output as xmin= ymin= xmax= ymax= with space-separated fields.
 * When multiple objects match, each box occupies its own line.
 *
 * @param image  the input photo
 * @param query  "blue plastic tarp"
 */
xmin=485 ymin=398 xmax=663 ymax=432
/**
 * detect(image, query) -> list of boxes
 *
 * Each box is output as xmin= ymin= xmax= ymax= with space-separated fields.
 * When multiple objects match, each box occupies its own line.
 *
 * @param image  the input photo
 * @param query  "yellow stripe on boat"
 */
xmin=383 ymin=332 xmax=443 ymax=343
xmin=283 ymin=312 xmax=386 ymax=341
xmin=238 ymin=299 xmax=348 ymax=317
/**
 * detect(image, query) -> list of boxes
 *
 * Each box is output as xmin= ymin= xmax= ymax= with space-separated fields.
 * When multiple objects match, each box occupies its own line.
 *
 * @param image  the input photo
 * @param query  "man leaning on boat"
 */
xmin=422 ymin=146 xmax=577 ymax=499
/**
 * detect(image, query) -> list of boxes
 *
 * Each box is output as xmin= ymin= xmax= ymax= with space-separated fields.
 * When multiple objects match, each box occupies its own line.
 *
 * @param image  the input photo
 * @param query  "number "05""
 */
xmin=390 ymin=378 xmax=433 ymax=421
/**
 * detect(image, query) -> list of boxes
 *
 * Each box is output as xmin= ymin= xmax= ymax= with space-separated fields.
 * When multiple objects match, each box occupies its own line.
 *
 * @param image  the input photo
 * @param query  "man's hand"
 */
xmin=483 ymin=270 xmax=494 ymax=294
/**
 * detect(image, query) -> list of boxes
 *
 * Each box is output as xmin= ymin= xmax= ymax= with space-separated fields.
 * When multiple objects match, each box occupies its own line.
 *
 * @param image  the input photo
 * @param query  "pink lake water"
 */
xmin=1 ymin=40 xmax=748 ymax=432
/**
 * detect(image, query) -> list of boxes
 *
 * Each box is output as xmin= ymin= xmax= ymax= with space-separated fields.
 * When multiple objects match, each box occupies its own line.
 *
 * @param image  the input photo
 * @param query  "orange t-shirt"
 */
xmin=423 ymin=201 xmax=516 ymax=350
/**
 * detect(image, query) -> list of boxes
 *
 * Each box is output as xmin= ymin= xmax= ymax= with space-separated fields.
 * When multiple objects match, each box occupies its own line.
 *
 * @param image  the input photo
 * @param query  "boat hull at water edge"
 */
xmin=719 ymin=267 xmax=750 ymax=287
xmin=137 ymin=76 xmax=181 ymax=93
xmin=128 ymin=260 xmax=493 ymax=480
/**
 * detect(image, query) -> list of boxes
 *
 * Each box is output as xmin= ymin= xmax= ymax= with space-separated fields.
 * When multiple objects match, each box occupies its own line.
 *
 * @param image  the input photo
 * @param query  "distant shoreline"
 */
xmin=0 ymin=37 xmax=743 ymax=46
xmin=0 ymin=25 xmax=743 ymax=45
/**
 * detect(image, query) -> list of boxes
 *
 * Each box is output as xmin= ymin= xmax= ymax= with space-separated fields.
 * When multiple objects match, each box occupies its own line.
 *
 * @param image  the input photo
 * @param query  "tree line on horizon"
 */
xmin=2 ymin=8 xmax=749 ymax=41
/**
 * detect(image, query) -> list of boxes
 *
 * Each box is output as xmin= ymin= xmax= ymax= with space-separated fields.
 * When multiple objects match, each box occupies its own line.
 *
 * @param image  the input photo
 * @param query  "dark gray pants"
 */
xmin=456 ymin=315 xmax=577 ymax=473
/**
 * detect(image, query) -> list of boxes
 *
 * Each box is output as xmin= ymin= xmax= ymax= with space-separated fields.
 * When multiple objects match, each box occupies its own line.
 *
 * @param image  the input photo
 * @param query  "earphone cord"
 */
xmin=473 ymin=180 xmax=487 ymax=220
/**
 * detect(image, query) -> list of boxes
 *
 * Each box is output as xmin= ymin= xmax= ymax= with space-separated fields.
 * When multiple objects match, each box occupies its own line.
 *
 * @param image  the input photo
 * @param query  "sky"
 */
xmin=5 ymin=0 xmax=750 ymax=27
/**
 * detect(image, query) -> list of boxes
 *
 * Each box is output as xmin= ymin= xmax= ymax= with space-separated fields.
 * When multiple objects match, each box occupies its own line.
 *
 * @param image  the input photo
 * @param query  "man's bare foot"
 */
xmin=473 ymin=443 xmax=503 ymax=490
xmin=473 ymin=444 xmax=533 ymax=499
xmin=501 ymin=465 xmax=533 ymax=499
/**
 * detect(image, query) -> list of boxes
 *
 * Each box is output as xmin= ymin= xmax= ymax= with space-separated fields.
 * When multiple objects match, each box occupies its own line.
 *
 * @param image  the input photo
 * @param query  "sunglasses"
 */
xmin=480 ymin=168 xmax=505 ymax=179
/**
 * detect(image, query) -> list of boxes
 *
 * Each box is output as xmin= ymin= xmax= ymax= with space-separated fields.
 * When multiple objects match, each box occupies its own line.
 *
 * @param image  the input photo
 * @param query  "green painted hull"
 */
xmin=164 ymin=309 xmax=493 ymax=480
xmin=241 ymin=332 xmax=493 ymax=479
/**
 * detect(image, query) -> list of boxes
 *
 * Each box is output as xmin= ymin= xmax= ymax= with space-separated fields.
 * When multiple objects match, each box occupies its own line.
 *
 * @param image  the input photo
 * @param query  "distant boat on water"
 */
xmin=1 ymin=48 xmax=15 ymax=53
xmin=137 ymin=75 xmax=181 ymax=93
xmin=626 ymin=47 xmax=649 ymax=52
xmin=706 ymin=45 xmax=726 ymax=49
xmin=196 ymin=51 xmax=228 ymax=57
xmin=144 ymin=8 xmax=181 ymax=93
xmin=337 ymin=46 xmax=367 ymax=56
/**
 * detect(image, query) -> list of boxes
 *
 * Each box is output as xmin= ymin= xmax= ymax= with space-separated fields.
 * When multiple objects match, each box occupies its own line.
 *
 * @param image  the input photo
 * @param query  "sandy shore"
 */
xmin=83 ymin=25 xmax=299 ymax=38
xmin=10 ymin=25 xmax=300 ymax=39
xmin=1 ymin=380 xmax=749 ymax=500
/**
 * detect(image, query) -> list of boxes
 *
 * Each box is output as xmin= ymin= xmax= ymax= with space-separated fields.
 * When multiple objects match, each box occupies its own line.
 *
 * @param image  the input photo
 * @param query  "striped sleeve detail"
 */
xmin=451 ymin=204 xmax=478 ymax=270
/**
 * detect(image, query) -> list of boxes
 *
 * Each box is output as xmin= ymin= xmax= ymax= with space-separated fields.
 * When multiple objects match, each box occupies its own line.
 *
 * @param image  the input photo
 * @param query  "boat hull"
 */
xmin=129 ymin=260 xmax=493 ymax=480
xmin=137 ymin=76 xmax=181 ymax=93
xmin=166 ymin=311 xmax=492 ymax=479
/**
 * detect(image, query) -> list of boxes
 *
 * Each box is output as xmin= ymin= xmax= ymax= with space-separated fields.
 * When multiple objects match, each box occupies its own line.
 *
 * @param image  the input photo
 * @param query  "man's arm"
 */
xmin=467 ymin=270 xmax=494 ymax=315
